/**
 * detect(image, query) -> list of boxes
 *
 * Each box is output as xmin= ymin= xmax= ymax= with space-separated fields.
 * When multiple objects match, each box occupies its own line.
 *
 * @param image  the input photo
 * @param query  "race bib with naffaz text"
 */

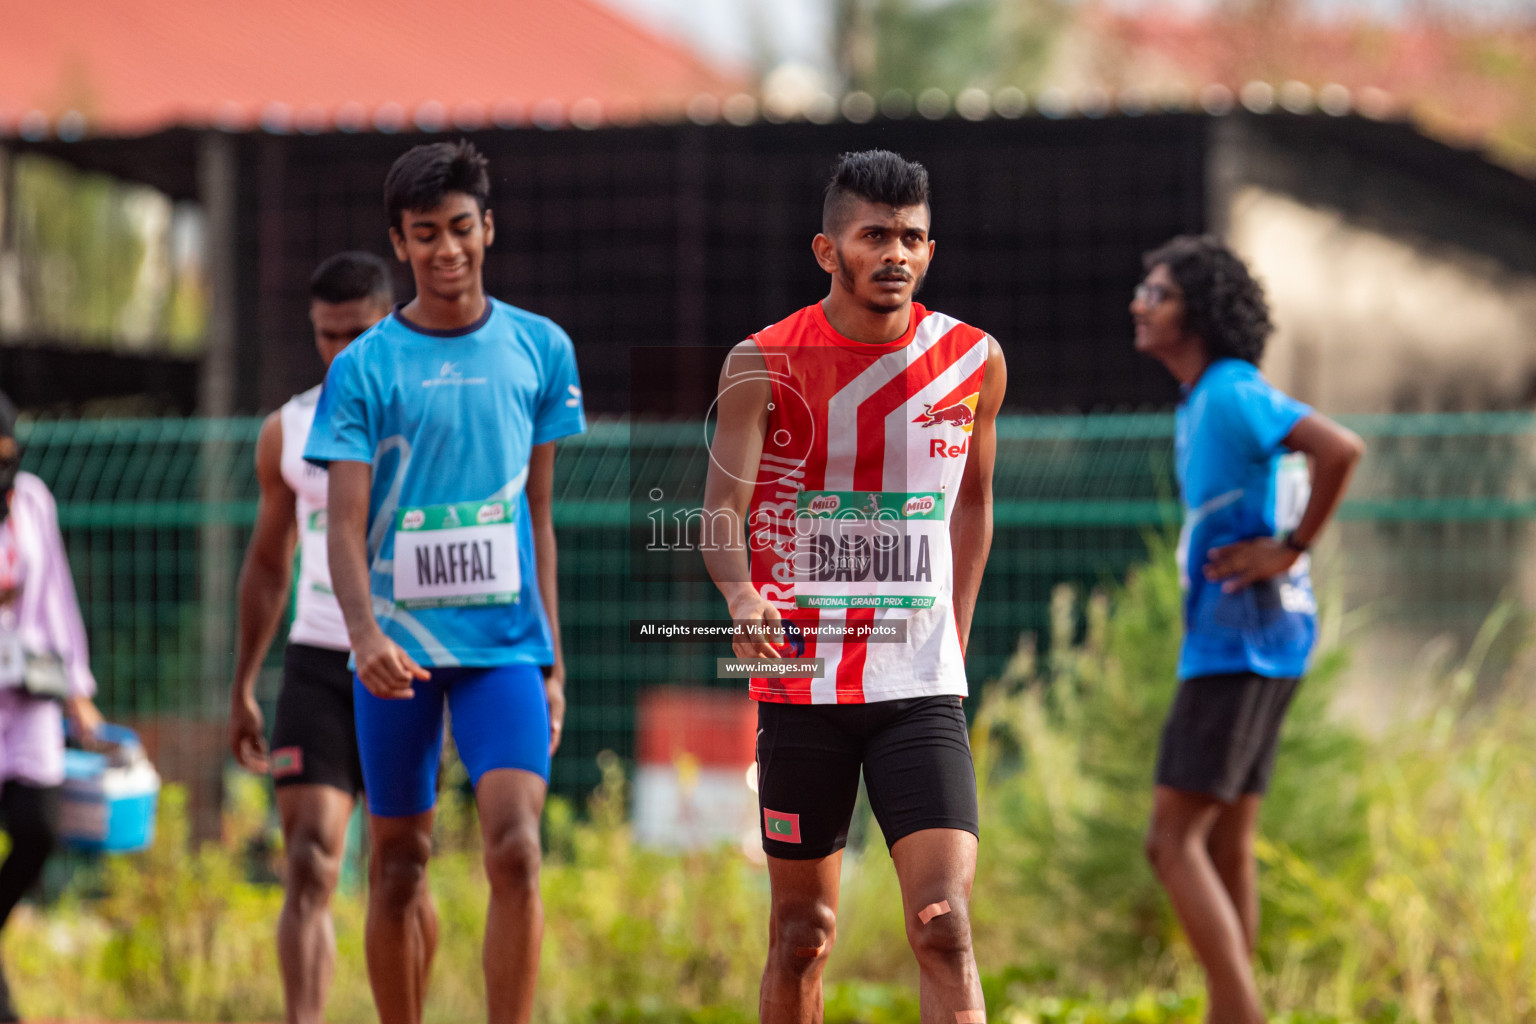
xmin=393 ymin=500 xmax=520 ymax=609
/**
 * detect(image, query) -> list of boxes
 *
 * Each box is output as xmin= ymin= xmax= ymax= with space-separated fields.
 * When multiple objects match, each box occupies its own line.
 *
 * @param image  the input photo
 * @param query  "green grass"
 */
xmin=7 ymin=543 xmax=1535 ymax=1022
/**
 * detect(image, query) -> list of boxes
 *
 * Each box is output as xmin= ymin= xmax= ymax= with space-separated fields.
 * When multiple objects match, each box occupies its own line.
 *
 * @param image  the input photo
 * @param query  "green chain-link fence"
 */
xmin=17 ymin=413 xmax=1534 ymax=800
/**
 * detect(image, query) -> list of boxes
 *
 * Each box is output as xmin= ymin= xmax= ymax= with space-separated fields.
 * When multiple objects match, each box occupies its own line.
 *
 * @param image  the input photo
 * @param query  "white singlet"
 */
xmin=279 ymin=385 xmax=349 ymax=651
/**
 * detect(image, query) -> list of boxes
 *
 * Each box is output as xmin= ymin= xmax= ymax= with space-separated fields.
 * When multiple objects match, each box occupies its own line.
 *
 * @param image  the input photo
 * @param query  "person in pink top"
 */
xmin=0 ymin=392 xmax=103 ymax=1022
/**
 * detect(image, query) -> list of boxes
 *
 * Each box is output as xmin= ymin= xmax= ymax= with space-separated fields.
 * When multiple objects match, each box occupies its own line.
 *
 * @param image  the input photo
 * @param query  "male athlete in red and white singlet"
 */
xmin=742 ymin=299 xmax=989 ymax=705
xmin=704 ymin=150 xmax=1007 ymax=1024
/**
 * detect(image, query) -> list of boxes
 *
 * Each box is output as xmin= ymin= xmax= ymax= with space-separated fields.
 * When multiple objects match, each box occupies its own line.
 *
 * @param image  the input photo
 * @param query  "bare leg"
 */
xmin=275 ymin=784 xmax=355 ymax=1024
xmin=1145 ymin=786 xmax=1265 ymax=1024
xmin=366 ymin=810 xmax=439 ymax=1024
xmin=889 ymin=829 xmax=984 ymax=1024
xmin=475 ymin=768 xmax=548 ymax=1024
xmin=760 ymin=853 xmax=842 ymax=1024
xmin=1206 ymin=795 xmax=1263 ymax=954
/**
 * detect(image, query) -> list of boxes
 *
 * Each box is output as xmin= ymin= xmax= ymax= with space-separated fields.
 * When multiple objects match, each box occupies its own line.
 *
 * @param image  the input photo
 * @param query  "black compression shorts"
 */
xmin=269 ymin=643 xmax=364 ymax=797
xmin=1154 ymin=672 xmax=1301 ymax=803
xmin=755 ymin=695 xmax=978 ymax=860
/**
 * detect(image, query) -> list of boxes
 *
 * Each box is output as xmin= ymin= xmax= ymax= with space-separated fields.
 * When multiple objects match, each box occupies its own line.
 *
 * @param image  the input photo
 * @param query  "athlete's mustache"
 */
xmin=872 ymin=268 xmax=913 ymax=283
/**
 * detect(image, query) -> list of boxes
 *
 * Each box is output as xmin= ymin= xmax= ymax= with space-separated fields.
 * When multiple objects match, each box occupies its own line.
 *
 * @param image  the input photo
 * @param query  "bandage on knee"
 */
xmin=955 ymin=1010 xmax=986 ymax=1023
xmin=793 ymin=943 xmax=825 ymax=959
xmin=918 ymin=900 xmax=952 ymax=924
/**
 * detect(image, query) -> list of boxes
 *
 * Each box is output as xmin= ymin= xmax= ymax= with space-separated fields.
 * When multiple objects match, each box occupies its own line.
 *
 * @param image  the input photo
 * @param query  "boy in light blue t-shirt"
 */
xmin=1132 ymin=236 xmax=1363 ymax=1024
xmin=305 ymin=140 xmax=584 ymax=1024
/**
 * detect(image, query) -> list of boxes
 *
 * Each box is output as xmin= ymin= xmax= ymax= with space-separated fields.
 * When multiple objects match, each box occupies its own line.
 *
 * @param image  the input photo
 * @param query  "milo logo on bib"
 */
xmin=796 ymin=491 xmax=945 ymax=521
xmin=792 ymin=491 xmax=946 ymax=609
xmin=392 ymin=500 xmax=520 ymax=610
xmin=903 ymin=495 xmax=935 ymax=517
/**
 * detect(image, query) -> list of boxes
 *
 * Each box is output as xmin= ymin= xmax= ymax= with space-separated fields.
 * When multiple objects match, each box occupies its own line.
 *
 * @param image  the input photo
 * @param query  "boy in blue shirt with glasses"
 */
xmin=1132 ymin=235 xmax=1364 ymax=1024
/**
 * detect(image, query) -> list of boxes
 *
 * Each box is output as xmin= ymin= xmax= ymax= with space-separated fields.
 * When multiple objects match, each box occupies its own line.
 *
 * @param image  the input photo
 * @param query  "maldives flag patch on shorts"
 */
xmin=270 ymin=747 xmax=303 ymax=779
xmin=763 ymin=808 xmax=801 ymax=843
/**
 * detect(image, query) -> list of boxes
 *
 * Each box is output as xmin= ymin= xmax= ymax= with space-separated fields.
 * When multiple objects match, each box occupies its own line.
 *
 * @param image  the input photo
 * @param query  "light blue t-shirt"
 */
xmin=1176 ymin=359 xmax=1315 ymax=681
xmin=304 ymin=298 xmax=586 ymax=667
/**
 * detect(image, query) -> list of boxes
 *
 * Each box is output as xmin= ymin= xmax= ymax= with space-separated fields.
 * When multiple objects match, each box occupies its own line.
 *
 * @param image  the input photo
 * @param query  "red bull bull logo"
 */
xmin=913 ymin=393 xmax=980 ymax=434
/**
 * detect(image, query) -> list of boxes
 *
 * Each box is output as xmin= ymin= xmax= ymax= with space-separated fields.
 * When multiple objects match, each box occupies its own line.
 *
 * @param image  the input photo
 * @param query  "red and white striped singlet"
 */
xmin=745 ymin=301 xmax=991 ymax=704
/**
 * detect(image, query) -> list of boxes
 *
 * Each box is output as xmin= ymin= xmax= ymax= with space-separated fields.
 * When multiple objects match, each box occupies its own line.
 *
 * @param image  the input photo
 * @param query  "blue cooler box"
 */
xmin=61 ymin=723 xmax=160 ymax=853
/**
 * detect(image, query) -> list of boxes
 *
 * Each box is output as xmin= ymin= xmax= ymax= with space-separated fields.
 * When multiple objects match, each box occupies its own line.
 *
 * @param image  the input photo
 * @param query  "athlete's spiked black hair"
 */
xmin=822 ymin=150 xmax=931 ymax=235
xmin=1143 ymin=234 xmax=1274 ymax=364
xmin=308 ymin=251 xmax=394 ymax=306
xmin=384 ymin=139 xmax=491 ymax=230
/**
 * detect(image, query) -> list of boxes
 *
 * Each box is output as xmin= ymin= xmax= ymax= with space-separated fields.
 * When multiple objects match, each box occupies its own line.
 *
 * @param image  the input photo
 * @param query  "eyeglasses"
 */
xmin=1133 ymin=282 xmax=1179 ymax=308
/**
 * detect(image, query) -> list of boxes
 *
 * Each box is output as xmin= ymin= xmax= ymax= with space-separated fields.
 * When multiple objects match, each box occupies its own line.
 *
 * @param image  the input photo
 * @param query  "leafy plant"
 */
xmin=6 ymin=544 xmax=1536 ymax=1023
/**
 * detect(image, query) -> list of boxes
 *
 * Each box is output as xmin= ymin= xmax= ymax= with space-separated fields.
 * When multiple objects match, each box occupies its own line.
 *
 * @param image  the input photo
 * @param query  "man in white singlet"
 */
xmin=227 ymin=252 xmax=392 ymax=1024
xmin=704 ymin=150 xmax=1007 ymax=1024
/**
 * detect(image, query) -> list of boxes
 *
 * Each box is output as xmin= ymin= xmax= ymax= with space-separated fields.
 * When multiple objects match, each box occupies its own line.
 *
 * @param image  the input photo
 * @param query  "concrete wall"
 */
xmin=1229 ymin=186 xmax=1536 ymax=412
xmin=1210 ymin=114 xmax=1536 ymax=414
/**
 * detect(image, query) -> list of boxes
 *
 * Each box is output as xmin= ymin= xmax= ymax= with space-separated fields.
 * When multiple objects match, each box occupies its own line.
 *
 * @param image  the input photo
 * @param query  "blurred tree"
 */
xmin=834 ymin=0 xmax=1069 ymax=96
xmin=1 ymin=154 xmax=206 ymax=353
xmin=835 ymin=0 xmax=880 ymax=92
xmin=10 ymin=156 xmax=147 ymax=348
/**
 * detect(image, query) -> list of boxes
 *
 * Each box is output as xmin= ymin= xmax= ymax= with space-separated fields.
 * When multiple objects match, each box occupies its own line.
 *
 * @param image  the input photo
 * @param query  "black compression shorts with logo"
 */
xmin=269 ymin=642 xmax=364 ymax=796
xmin=755 ymin=695 xmax=979 ymax=860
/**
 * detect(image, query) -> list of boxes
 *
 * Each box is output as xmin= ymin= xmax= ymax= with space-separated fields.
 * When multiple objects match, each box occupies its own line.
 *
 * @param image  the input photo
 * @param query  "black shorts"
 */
xmin=1154 ymin=672 xmax=1301 ymax=803
xmin=269 ymin=643 xmax=364 ymax=797
xmin=755 ymin=695 xmax=979 ymax=860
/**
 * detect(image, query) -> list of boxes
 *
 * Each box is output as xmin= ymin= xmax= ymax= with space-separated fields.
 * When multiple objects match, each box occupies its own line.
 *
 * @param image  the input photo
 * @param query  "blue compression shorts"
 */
xmin=353 ymin=662 xmax=550 ymax=818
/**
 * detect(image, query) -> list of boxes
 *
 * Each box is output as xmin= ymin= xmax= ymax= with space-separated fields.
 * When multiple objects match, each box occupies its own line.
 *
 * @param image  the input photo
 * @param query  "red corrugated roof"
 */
xmin=0 ymin=0 xmax=745 ymax=136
